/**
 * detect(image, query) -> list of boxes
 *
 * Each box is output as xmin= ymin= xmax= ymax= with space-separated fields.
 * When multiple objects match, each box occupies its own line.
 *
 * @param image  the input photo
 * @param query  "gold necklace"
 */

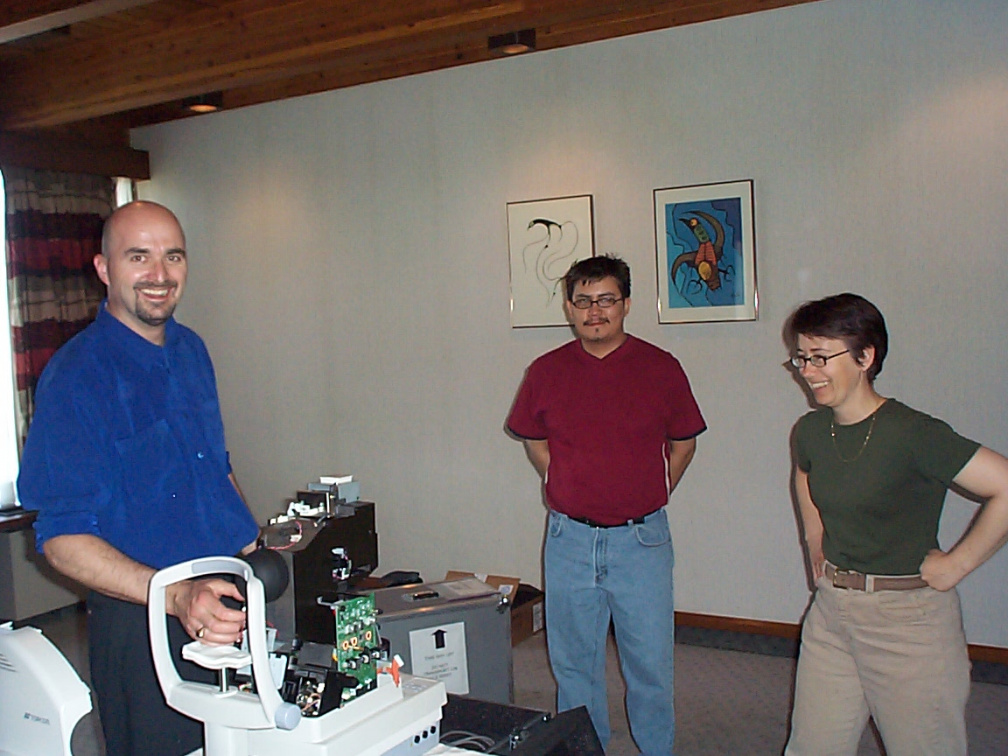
xmin=830 ymin=409 xmax=879 ymax=463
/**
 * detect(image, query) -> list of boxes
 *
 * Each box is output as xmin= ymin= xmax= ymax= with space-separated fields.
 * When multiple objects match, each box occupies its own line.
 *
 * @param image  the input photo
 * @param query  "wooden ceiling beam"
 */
xmin=225 ymin=0 xmax=815 ymax=115
xmin=1 ymin=1 xmax=118 ymax=27
xmin=538 ymin=0 xmax=813 ymax=46
xmin=0 ymin=129 xmax=150 ymax=178
xmin=0 ymin=0 xmax=529 ymax=129
xmin=0 ymin=0 xmax=824 ymax=131
xmin=0 ymin=0 xmax=159 ymax=44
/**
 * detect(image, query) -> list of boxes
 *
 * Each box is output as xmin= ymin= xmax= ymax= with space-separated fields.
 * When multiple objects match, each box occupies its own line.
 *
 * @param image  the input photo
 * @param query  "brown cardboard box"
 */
xmin=445 ymin=571 xmax=520 ymax=599
xmin=445 ymin=571 xmax=544 ymax=646
xmin=510 ymin=583 xmax=545 ymax=645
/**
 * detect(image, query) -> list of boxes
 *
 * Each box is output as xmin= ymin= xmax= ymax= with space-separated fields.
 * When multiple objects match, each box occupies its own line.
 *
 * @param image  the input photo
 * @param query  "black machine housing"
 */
xmin=260 ymin=500 xmax=378 ymax=644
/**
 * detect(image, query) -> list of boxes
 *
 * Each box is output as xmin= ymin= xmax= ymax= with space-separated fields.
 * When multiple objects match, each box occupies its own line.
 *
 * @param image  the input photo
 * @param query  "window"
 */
xmin=0 ymin=169 xmax=18 ymax=507
xmin=0 ymin=172 xmax=132 ymax=508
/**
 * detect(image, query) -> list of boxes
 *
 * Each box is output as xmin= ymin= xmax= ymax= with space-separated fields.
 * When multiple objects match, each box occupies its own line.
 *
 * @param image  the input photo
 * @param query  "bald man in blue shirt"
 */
xmin=18 ymin=201 xmax=260 ymax=756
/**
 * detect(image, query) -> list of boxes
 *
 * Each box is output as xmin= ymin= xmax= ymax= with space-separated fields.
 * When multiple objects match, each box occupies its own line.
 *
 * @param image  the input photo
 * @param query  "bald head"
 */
xmin=95 ymin=201 xmax=188 ymax=345
xmin=102 ymin=201 xmax=186 ymax=257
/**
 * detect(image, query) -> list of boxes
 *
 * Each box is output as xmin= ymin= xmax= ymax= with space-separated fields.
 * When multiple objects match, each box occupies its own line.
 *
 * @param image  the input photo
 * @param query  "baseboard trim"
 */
xmin=969 ymin=644 xmax=1008 ymax=665
xmin=674 ymin=611 xmax=1008 ymax=665
xmin=675 ymin=611 xmax=800 ymax=640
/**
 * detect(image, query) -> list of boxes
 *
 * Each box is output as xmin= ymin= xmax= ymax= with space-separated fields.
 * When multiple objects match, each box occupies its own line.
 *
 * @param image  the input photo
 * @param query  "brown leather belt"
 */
xmin=825 ymin=562 xmax=928 ymax=592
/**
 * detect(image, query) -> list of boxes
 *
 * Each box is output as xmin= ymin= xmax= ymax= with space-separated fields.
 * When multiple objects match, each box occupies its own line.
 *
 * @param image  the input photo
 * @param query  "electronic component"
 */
xmin=268 ymin=593 xmax=381 ymax=717
xmin=260 ymin=501 xmax=378 ymax=644
xmin=149 ymin=556 xmax=447 ymax=756
xmin=333 ymin=593 xmax=379 ymax=700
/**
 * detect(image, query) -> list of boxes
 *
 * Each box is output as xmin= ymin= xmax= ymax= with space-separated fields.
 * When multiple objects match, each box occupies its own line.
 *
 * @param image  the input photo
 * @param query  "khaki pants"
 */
xmin=785 ymin=576 xmax=970 ymax=756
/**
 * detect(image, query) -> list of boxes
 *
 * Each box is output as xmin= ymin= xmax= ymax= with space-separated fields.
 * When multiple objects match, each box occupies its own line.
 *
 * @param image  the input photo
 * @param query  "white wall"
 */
xmin=132 ymin=0 xmax=1008 ymax=645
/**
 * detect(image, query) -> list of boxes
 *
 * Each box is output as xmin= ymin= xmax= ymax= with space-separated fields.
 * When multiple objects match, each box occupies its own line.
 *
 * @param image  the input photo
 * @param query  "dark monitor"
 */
xmin=502 ymin=707 xmax=605 ymax=756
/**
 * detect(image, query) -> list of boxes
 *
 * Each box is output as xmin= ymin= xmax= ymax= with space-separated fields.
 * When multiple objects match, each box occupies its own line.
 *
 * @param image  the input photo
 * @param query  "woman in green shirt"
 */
xmin=783 ymin=293 xmax=1008 ymax=756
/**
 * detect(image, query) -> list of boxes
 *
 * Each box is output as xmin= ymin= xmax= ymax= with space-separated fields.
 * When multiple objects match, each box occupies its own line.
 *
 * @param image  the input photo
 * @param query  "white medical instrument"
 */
xmin=148 ymin=556 xmax=446 ymax=756
xmin=0 ymin=621 xmax=92 ymax=756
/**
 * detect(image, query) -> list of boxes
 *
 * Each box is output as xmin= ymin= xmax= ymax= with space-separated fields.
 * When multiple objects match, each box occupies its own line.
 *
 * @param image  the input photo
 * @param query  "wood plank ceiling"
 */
xmin=0 ymin=0 xmax=823 ymax=176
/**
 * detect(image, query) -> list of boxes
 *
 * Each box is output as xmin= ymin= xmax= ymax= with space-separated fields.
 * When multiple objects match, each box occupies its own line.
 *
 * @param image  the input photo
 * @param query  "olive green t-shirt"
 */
xmin=793 ymin=399 xmax=980 ymax=575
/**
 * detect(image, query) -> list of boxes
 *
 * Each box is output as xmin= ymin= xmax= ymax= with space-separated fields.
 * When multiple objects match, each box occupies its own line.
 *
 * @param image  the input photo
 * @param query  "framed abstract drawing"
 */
xmin=653 ymin=180 xmax=757 ymax=324
xmin=507 ymin=194 xmax=595 ymax=328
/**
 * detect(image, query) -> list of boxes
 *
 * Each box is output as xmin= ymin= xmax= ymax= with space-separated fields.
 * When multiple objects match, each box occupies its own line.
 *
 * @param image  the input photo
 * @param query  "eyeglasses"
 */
xmin=790 ymin=350 xmax=849 ymax=369
xmin=571 ymin=295 xmax=624 ymax=310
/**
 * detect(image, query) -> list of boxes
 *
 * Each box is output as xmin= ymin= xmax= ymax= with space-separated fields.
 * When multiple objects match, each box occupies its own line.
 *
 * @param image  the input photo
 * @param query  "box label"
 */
xmin=408 ymin=620 xmax=470 ymax=695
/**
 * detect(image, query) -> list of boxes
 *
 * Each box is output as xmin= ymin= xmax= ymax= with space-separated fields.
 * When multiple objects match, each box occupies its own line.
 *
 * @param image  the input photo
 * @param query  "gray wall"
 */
xmin=133 ymin=0 xmax=1008 ymax=645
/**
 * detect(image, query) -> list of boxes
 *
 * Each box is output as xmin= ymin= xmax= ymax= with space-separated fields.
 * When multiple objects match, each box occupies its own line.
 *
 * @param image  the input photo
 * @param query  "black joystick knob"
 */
xmin=240 ymin=548 xmax=289 ymax=603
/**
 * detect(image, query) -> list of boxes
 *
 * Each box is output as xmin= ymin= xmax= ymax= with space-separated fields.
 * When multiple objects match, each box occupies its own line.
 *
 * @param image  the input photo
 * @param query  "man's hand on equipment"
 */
xmin=167 ymin=578 xmax=247 ymax=644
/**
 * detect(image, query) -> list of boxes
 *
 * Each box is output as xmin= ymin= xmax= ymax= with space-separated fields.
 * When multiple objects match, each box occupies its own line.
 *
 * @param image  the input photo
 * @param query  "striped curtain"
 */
xmin=3 ymin=167 xmax=114 ymax=451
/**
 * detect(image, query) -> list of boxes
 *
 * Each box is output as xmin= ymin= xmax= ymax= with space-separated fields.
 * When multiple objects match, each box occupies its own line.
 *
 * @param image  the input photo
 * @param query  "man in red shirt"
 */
xmin=507 ymin=255 xmax=705 ymax=754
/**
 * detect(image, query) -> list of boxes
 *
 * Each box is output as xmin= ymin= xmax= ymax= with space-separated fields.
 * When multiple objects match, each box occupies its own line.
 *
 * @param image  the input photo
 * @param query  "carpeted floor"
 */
xmin=512 ymin=630 xmax=1008 ymax=756
xmin=27 ymin=605 xmax=1008 ymax=755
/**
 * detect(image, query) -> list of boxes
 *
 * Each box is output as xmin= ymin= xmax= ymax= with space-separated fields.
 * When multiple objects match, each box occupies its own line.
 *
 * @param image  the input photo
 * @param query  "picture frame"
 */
xmin=653 ymin=179 xmax=757 ymax=324
xmin=507 ymin=194 xmax=595 ymax=328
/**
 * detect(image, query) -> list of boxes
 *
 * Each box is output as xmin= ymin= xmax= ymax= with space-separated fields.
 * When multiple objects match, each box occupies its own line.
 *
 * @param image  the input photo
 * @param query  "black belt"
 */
xmin=565 ymin=507 xmax=661 ymax=529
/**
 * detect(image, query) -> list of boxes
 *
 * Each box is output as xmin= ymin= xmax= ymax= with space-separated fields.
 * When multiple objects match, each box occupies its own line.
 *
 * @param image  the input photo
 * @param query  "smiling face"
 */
xmin=94 ymin=202 xmax=188 ymax=345
xmin=795 ymin=333 xmax=875 ymax=415
xmin=564 ymin=275 xmax=631 ymax=357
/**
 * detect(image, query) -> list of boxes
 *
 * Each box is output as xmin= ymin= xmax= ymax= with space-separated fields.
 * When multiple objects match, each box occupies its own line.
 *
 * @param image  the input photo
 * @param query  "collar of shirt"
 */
xmin=572 ymin=332 xmax=636 ymax=365
xmin=94 ymin=301 xmax=180 ymax=371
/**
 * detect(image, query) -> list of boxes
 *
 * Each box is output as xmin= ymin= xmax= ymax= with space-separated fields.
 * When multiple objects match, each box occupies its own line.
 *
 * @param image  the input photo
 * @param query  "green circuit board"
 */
xmin=332 ymin=593 xmax=379 ymax=704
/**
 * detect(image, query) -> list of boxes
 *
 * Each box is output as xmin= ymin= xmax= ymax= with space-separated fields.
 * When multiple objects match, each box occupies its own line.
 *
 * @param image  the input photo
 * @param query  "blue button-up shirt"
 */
xmin=18 ymin=304 xmax=259 ymax=569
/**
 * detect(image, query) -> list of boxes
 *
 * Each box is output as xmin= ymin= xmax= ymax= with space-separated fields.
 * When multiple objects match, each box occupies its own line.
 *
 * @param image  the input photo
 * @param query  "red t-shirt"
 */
xmin=507 ymin=335 xmax=706 ymax=524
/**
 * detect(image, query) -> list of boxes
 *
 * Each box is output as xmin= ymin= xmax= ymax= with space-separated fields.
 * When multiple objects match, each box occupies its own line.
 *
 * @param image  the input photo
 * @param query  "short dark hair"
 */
xmin=563 ymin=255 xmax=631 ymax=301
xmin=785 ymin=293 xmax=888 ymax=381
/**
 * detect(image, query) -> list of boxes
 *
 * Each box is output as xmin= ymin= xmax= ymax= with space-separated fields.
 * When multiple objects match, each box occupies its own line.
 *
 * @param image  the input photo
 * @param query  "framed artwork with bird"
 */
xmin=507 ymin=194 xmax=595 ymax=327
xmin=653 ymin=179 xmax=757 ymax=323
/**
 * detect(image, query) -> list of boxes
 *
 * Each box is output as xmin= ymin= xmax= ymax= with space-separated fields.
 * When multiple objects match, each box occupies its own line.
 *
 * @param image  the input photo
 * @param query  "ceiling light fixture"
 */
xmin=182 ymin=92 xmax=223 ymax=114
xmin=488 ymin=28 xmax=536 ymax=56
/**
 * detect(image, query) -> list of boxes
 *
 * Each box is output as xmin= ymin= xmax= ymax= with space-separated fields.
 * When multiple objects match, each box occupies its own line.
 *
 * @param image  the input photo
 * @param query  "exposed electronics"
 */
xmin=261 ymin=500 xmax=378 ymax=644
xmin=149 ymin=556 xmax=446 ymax=756
xmin=268 ymin=594 xmax=381 ymax=717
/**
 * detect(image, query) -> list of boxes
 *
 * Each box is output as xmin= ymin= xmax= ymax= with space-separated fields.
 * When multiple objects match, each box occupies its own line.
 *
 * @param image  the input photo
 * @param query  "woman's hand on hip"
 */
xmin=920 ymin=548 xmax=967 ymax=591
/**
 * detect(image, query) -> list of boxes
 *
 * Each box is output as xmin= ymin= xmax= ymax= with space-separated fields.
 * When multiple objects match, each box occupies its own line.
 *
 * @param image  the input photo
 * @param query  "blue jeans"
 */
xmin=544 ymin=508 xmax=676 ymax=755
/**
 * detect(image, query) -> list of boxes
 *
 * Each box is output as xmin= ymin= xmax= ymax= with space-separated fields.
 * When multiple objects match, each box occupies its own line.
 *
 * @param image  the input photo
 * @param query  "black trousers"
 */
xmin=87 ymin=591 xmax=215 ymax=756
